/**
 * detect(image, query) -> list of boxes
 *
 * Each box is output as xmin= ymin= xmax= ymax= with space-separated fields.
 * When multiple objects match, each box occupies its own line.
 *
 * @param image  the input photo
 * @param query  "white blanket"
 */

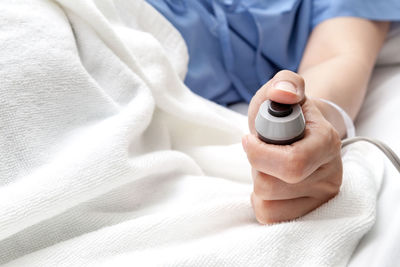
xmin=0 ymin=0 xmax=387 ymax=266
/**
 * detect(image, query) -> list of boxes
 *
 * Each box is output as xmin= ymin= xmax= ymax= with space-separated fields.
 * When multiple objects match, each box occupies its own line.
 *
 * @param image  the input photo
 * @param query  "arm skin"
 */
xmin=298 ymin=18 xmax=390 ymax=137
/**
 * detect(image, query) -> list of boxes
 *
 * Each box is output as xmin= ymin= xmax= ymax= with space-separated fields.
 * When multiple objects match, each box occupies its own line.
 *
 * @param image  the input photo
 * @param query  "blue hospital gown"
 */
xmin=146 ymin=0 xmax=400 ymax=105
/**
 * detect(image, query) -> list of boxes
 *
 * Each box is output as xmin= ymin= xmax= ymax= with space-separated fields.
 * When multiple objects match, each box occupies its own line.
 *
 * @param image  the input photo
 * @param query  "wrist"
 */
xmin=311 ymin=98 xmax=348 ymax=139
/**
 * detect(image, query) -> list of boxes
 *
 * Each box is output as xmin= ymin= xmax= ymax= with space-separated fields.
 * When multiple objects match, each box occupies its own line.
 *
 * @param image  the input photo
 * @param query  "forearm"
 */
xmin=298 ymin=18 xmax=389 ymax=137
xmin=299 ymin=54 xmax=373 ymax=137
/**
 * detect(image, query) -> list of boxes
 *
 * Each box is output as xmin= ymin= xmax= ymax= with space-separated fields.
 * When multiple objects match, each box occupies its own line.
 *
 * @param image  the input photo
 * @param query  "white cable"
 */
xmin=342 ymin=137 xmax=400 ymax=174
xmin=314 ymin=99 xmax=399 ymax=172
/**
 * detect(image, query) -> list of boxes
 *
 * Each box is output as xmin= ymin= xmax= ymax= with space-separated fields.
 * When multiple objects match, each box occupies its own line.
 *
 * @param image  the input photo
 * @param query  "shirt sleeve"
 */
xmin=312 ymin=0 xmax=400 ymax=29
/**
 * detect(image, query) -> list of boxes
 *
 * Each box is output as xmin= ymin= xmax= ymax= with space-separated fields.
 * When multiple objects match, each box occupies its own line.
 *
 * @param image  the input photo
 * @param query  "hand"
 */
xmin=242 ymin=70 xmax=343 ymax=224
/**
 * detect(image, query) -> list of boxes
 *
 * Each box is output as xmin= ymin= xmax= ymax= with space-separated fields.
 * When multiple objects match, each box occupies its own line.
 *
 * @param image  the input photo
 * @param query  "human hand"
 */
xmin=243 ymin=70 xmax=343 ymax=224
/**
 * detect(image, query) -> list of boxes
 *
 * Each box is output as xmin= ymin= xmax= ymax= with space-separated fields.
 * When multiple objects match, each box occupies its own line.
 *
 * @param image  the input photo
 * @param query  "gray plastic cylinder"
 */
xmin=255 ymin=100 xmax=305 ymax=145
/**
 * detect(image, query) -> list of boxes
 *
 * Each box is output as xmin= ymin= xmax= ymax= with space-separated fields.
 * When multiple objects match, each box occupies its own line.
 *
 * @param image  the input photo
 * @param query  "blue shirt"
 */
xmin=146 ymin=0 xmax=400 ymax=105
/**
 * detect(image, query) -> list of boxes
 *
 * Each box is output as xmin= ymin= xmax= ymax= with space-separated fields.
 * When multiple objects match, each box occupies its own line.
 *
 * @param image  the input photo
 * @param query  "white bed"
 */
xmin=0 ymin=0 xmax=399 ymax=266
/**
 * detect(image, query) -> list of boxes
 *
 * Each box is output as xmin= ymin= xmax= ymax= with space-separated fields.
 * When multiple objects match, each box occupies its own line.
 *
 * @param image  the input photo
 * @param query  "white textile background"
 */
xmin=0 ymin=0 xmax=396 ymax=266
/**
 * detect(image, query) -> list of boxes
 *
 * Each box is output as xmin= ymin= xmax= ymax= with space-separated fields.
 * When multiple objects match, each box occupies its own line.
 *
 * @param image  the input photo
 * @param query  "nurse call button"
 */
xmin=268 ymin=101 xmax=293 ymax=117
xmin=255 ymin=100 xmax=305 ymax=145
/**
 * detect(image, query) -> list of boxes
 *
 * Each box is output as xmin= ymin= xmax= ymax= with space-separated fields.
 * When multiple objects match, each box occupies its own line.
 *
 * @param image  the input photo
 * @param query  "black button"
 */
xmin=268 ymin=101 xmax=293 ymax=117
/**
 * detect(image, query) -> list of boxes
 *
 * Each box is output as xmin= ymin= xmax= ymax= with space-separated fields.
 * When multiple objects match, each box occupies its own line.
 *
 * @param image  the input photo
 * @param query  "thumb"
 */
xmin=247 ymin=70 xmax=306 ymax=135
xmin=264 ymin=70 xmax=305 ymax=105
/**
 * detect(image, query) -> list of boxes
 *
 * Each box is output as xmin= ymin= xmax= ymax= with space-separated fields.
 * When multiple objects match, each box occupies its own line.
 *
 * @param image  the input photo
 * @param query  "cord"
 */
xmin=342 ymin=137 xmax=400 ymax=173
xmin=316 ymin=99 xmax=400 ymax=174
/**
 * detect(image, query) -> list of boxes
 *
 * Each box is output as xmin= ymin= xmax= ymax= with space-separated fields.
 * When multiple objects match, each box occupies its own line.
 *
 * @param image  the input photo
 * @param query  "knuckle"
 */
xmin=254 ymin=201 xmax=276 ymax=224
xmin=253 ymin=171 xmax=275 ymax=200
xmin=246 ymin=141 xmax=269 ymax=172
xmin=321 ymin=122 xmax=342 ymax=154
xmin=328 ymin=159 xmax=343 ymax=190
xmin=245 ymin=141 xmax=258 ymax=163
xmin=315 ymin=160 xmax=343 ymax=200
xmin=329 ymin=186 xmax=341 ymax=199
xmin=284 ymin=149 xmax=308 ymax=183
xmin=246 ymin=146 xmax=260 ymax=168
xmin=319 ymin=122 xmax=332 ymax=140
xmin=324 ymin=183 xmax=341 ymax=201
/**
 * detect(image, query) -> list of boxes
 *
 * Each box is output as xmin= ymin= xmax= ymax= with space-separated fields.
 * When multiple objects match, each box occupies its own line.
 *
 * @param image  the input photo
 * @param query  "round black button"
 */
xmin=268 ymin=101 xmax=293 ymax=117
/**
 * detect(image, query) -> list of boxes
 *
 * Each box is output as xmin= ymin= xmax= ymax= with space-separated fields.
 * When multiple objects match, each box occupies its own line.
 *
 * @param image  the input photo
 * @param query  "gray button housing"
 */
xmin=255 ymin=100 xmax=305 ymax=145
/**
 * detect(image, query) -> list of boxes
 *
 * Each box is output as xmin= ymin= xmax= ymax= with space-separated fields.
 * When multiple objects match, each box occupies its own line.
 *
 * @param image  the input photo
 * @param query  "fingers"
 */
xmin=251 ymin=193 xmax=325 ymax=224
xmin=250 ymin=155 xmax=342 ymax=224
xmin=243 ymin=130 xmax=339 ymax=184
xmin=244 ymin=70 xmax=344 ymax=224
xmin=252 ymin=157 xmax=342 ymax=201
xmin=244 ymin=134 xmax=306 ymax=183
xmin=248 ymin=70 xmax=305 ymax=134
xmin=243 ymin=101 xmax=341 ymax=184
xmin=251 ymin=176 xmax=340 ymax=224
xmin=252 ymin=169 xmax=311 ymax=200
